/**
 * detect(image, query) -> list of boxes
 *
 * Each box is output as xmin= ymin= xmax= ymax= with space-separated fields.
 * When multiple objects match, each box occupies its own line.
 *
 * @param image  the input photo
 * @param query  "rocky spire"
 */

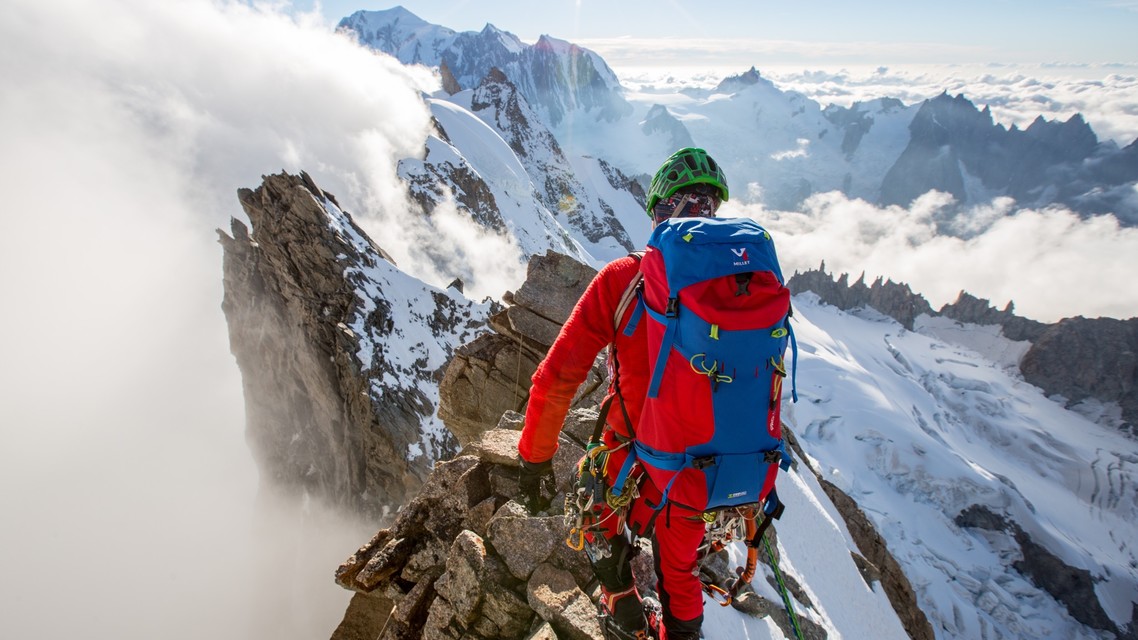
xmin=217 ymin=171 xmax=491 ymax=520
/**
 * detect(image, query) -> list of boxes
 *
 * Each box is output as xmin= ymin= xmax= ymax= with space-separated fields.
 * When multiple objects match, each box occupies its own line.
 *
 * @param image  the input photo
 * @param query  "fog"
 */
xmin=0 ymin=1 xmax=457 ymax=638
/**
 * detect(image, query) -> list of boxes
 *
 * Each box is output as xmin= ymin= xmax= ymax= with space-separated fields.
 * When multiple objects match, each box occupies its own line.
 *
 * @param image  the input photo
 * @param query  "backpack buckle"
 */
xmin=692 ymin=455 xmax=716 ymax=470
xmin=665 ymin=297 xmax=679 ymax=318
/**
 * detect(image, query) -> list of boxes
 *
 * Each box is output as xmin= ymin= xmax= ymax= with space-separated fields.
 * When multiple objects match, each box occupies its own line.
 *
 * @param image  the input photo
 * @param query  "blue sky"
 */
xmin=289 ymin=0 xmax=1138 ymax=65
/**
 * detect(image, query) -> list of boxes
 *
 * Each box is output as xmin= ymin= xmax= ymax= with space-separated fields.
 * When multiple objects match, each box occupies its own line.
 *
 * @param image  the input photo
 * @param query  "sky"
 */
xmin=292 ymin=0 xmax=1138 ymax=66
xmin=0 ymin=1 xmax=1135 ymax=638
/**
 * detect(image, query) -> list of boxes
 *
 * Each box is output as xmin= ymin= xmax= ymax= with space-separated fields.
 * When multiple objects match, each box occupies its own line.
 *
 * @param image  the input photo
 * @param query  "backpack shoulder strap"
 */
xmin=613 ymin=251 xmax=645 ymax=332
xmin=591 ymin=252 xmax=646 ymax=447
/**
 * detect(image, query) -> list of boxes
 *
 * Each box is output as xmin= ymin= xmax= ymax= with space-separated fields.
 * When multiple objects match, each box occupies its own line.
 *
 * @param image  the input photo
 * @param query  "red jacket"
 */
xmin=518 ymin=255 xmax=648 ymax=464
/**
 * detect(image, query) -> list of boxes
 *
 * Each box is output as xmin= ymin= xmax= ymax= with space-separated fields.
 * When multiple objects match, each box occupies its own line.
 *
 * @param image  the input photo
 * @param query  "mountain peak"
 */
xmin=714 ymin=66 xmax=767 ymax=93
xmin=533 ymin=33 xmax=576 ymax=53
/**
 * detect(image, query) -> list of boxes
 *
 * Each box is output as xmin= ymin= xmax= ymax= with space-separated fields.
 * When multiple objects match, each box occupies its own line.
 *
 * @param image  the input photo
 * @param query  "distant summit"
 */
xmin=337 ymin=7 xmax=630 ymax=127
xmin=882 ymin=92 xmax=1138 ymax=223
xmin=714 ymin=65 xmax=763 ymax=93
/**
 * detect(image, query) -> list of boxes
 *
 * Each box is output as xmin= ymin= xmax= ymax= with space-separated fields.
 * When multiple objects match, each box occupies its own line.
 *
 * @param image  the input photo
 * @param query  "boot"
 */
xmin=661 ymin=610 xmax=702 ymax=640
xmin=600 ymin=585 xmax=650 ymax=640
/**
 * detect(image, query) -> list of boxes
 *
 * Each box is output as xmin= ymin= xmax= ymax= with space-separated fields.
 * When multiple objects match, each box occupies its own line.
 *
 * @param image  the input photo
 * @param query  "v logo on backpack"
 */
xmin=617 ymin=217 xmax=797 ymax=513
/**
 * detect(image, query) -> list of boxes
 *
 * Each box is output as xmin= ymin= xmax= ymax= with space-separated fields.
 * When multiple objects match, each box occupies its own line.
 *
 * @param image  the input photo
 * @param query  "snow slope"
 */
xmin=786 ymin=294 xmax=1138 ymax=639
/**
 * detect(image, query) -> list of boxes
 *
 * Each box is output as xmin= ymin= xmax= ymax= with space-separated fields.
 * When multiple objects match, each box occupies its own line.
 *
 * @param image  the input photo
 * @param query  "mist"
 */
xmin=0 ymin=1 xmax=464 ymax=638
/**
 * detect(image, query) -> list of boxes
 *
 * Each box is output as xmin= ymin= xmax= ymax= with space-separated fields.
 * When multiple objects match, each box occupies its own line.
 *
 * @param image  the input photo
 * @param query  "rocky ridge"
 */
xmin=788 ymin=264 xmax=1137 ymax=433
xmin=468 ymin=68 xmax=636 ymax=252
xmin=331 ymin=248 xmax=931 ymax=640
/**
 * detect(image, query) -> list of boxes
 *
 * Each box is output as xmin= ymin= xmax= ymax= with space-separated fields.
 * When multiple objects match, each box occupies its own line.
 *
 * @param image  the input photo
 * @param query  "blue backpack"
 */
xmin=614 ymin=217 xmax=797 ymax=512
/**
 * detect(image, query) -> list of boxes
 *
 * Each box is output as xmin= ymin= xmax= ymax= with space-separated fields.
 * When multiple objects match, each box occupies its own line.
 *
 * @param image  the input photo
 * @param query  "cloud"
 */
xmin=0 ymin=1 xmax=450 ymax=638
xmin=733 ymin=192 xmax=1138 ymax=323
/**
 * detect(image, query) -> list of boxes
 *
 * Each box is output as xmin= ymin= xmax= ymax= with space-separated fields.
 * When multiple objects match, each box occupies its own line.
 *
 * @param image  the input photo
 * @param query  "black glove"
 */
xmin=518 ymin=458 xmax=555 ymax=515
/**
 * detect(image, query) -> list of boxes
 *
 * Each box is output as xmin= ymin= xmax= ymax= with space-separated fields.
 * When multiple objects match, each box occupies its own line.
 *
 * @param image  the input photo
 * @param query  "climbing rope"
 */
xmin=762 ymin=532 xmax=805 ymax=640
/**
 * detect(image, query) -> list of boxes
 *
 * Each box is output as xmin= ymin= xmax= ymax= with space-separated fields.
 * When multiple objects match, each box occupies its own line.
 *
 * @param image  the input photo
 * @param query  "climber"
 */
xmin=517 ymin=148 xmax=731 ymax=640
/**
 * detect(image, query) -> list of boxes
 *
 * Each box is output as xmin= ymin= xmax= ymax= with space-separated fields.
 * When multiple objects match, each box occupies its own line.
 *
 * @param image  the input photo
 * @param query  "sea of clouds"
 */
xmin=611 ymin=62 xmax=1138 ymax=322
xmin=613 ymin=61 xmax=1138 ymax=146
xmin=2 ymin=2 xmax=1135 ymax=639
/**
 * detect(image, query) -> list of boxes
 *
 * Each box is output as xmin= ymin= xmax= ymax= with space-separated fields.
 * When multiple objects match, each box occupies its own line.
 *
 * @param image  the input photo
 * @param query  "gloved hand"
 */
xmin=518 ymin=458 xmax=555 ymax=515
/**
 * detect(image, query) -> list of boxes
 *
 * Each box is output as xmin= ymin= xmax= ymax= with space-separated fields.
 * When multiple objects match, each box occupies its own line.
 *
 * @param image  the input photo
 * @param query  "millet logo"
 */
xmin=731 ymin=247 xmax=750 ymax=266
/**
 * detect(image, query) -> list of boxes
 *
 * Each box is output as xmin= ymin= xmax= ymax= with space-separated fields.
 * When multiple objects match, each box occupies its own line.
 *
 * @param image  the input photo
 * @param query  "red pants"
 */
xmin=591 ymin=432 xmax=707 ymax=624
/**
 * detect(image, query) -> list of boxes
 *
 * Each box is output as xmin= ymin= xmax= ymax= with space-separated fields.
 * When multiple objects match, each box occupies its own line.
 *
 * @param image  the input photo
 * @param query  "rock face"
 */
xmin=438 ymin=250 xmax=605 ymax=446
xmin=955 ymin=505 xmax=1136 ymax=638
xmin=788 ymin=264 xmax=934 ymax=330
xmin=332 ymin=422 xmax=599 ymax=640
xmin=790 ymin=264 xmax=1138 ymax=432
xmin=218 ymin=172 xmax=491 ymax=519
xmin=1020 ymin=316 xmax=1138 ymax=434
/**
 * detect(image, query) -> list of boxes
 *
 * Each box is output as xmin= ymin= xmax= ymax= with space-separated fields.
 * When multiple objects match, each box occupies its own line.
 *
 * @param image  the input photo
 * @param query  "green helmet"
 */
xmin=646 ymin=147 xmax=729 ymax=216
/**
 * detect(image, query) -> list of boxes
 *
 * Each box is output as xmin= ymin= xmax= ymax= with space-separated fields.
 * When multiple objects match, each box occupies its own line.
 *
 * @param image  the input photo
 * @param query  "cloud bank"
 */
xmin=0 ymin=1 xmax=465 ymax=638
xmin=734 ymin=191 xmax=1138 ymax=323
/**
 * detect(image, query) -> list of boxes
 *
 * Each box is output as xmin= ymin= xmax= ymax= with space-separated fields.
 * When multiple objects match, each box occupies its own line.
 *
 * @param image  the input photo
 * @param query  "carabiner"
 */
xmin=702 ymin=581 xmax=732 ymax=607
xmin=565 ymin=527 xmax=586 ymax=552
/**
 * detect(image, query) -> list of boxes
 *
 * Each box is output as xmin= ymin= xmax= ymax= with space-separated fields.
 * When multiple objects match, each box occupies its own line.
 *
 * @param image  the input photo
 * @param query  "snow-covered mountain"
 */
xmin=789 ymin=294 xmax=1137 ymax=639
xmin=337 ymin=7 xmax=631 ymax=127
xmin=338 ymin=7 xmax=1138 ymax=225
xmin=397 ymin=63 xmax=649 ymax=268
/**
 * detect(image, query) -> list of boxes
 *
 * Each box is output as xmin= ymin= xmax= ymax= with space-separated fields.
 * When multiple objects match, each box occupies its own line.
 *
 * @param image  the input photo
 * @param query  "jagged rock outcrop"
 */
xmin=939 ymin=291 xmax=1047 ymax=342
xmin=218 ymin=171 xmax=490 ymax=519
xmin=788 ymin=263 xmax=934 ymax=330
xmin=331 ymin=420 xmax=596 ymax=640
xmin=438 ymin=250 xmax=604 ymax=446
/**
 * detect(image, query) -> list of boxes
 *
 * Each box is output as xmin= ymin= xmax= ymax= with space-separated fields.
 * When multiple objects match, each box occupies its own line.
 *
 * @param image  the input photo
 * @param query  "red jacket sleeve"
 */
xmin=517 ymin=256 xmax=641 ymax=463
